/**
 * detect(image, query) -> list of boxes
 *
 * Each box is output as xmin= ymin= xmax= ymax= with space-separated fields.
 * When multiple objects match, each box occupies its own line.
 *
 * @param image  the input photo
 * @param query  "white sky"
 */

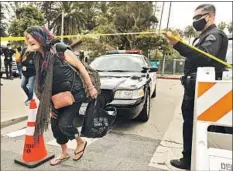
xmin=157 ymin=1 xmax=232 ymax=30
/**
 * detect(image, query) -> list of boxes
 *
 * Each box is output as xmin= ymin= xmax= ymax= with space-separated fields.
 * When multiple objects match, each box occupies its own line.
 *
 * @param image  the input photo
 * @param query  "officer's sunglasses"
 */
xmin=193 ymin=13 xmax=209 ymax=20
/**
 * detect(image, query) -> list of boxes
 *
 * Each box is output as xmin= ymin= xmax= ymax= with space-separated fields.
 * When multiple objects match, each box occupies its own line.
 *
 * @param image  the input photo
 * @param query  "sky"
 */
xmin=157 ymin=1 xmax=232 ymax=31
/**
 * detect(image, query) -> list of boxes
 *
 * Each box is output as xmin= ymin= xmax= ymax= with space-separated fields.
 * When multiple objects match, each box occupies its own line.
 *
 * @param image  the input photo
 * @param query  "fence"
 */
xmin=156 ymin=58 xmax=185 ymax=75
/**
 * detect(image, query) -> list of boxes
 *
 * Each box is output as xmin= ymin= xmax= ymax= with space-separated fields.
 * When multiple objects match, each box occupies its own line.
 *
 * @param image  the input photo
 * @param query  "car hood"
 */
xmin=99 ymin=72 xmax=147 ymax=90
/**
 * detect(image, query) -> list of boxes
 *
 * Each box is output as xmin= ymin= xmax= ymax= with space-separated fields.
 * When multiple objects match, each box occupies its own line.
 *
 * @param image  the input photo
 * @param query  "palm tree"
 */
xmin=227 ymin=22 xmax=232 ymax=34
xmin=51 ymin=2 xmax=87 ymax=37
xmin=184 ymin=25 xmax=197 ymax=43
xmin=218 ymin=21 xmax=227 ymax=31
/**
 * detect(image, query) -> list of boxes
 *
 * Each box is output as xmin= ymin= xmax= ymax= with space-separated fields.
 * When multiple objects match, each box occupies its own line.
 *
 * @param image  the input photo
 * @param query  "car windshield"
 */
xmin=90 ymin=54 xmax=146 ymax=72
xmin=226 ymin=40 xmax=232 ymax=65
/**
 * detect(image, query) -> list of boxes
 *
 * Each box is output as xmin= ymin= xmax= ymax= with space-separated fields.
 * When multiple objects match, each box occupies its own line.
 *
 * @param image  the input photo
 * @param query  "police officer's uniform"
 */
xmin=2 ymin=47 xmax=16 ymax=79
xmin=172 ymin=24 xmax=228 ymax=168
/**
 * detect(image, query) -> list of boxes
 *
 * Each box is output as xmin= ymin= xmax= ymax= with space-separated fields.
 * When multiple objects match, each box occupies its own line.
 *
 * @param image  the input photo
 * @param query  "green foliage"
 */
xmin=0 ymin=3 xmax=7 ymax=37
xmin=8 ymin=4 xmax=45 ymax=37
xmin=184 ymin=25 xmax=197 ymax=43
xmin=227 ymin=22 xmax=232 ymax=33
xmin=7 ymin=4 xmax=44 ymax=47
xmin=218 ymin=21 xmax=227 ymax=31
xmin=5 ymin=2 xmax=182 ymax=59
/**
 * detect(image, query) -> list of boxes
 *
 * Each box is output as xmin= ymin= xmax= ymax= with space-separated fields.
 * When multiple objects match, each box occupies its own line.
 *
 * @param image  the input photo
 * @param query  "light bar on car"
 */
xmin=105 ymin=50 xmax=142 ymax=55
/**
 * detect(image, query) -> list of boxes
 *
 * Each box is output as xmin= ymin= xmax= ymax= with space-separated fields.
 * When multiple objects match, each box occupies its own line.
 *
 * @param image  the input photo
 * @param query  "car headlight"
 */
xmin=114 ymin=88 xmax=144 ymax=99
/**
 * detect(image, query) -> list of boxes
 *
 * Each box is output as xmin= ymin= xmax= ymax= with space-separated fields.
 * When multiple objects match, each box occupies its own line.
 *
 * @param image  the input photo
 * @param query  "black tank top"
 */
xmin=52 ymin=57 xmax=87 ymax=103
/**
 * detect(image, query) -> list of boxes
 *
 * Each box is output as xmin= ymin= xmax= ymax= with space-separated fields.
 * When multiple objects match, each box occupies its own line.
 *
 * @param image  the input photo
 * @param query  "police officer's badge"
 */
xmin=22 ymin=66 xmax=27 ymax=71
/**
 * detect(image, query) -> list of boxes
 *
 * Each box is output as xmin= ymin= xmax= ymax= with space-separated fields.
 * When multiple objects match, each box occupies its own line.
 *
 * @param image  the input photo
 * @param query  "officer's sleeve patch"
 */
xmin=205 ymin=34 xmax=216 ymax=42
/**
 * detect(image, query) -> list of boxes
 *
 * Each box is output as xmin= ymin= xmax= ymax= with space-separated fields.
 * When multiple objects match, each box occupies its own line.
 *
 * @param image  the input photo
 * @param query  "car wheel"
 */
xmin=151 ymin=85 xmax=156 ymax=98
xmin=137 ymin=90 xmax=150 ymax=122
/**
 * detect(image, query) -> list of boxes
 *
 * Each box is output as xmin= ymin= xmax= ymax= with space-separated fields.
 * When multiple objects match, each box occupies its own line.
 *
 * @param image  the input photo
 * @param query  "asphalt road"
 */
xmin=1 ymin=78 xmax=184 ymax=171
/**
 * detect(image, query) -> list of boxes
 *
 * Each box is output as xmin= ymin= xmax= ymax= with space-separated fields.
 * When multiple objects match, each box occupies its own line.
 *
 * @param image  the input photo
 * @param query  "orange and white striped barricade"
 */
xmin=191 ymin=67 xmax=232 ymax=171
xmin=14 ymin=99 xmax=54 ymax=168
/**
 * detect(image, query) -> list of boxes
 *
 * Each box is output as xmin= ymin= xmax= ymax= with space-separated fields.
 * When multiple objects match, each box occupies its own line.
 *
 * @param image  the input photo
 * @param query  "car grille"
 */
xmin=100 ymin=89 xmax=114 ymax=106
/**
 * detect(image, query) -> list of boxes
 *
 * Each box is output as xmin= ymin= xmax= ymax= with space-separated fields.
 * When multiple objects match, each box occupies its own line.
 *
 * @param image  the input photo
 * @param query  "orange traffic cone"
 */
xmin=14 ymin=99 xmax=54 ymax=168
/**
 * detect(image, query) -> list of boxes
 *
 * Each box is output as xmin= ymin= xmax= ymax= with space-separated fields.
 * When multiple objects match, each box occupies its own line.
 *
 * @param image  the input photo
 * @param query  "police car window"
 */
xmin=143 ymin=56 xmax=151 ymax=66
xmin=90 ymin=55 xmax=145 ymax=71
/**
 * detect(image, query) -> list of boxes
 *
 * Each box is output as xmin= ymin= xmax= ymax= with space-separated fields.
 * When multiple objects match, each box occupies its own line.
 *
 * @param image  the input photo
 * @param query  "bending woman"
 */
xmin=24 ymin=26 xmax=98 ymax=166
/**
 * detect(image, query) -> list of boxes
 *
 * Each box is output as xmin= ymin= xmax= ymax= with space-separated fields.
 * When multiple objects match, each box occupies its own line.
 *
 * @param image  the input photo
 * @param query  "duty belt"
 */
xmin=180 ymin=73 xmax=196 ymax=86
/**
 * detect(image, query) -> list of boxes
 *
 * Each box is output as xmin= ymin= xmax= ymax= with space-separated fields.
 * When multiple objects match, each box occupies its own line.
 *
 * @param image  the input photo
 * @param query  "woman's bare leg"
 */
xmin=73 ymin=137 xmax=87 ymax=160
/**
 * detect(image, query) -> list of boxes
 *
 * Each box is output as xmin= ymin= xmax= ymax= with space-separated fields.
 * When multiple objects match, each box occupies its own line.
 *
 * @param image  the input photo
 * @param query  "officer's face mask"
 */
xmin=192 ymin=13 xmax=209 ymax=31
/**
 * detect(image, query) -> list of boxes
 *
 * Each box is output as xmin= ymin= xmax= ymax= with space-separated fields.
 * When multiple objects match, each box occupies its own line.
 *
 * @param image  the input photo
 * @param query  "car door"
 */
xmin=143 ymin=56 xmax=156 ymax=96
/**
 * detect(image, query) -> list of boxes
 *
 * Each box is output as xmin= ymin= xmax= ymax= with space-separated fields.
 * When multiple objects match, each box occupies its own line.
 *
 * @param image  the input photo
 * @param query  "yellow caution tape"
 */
xmin=0 ymin=31 xmax=161 ymax=42
xmin=167 ymin=32 xmax=232 ymax=69
xmin=1 ymin=31 xmax=231 ymax=68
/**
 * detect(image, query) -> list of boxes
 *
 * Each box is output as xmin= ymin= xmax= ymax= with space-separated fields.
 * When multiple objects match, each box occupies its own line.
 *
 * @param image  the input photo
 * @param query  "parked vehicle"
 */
xmin=90 ymin=50 xmax=158 ymax=122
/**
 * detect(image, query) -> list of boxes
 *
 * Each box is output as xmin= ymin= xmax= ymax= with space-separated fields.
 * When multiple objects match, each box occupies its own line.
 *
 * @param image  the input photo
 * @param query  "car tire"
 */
xmin=137 ymin=90 xmax=150 ymax=122
xmin=151 ymin=85 xmax=156 ymax=98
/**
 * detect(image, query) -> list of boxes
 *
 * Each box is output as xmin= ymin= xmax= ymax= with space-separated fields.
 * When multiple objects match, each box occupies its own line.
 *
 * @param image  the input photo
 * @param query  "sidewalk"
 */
xmin=1 ymin=78 xmax=30 ymax=127
xmin=157 ymin=74 xmax=182 ymax=80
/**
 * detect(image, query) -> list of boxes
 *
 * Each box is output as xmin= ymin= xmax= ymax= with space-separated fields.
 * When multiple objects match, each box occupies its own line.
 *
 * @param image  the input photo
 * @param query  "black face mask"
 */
xmin=193 ymin=18 xmax=207 ymax=31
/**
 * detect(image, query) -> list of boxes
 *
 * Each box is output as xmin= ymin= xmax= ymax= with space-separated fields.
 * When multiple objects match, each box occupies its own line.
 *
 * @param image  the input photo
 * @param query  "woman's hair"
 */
xmin=24 ymin=26 xmax=54 ymax=50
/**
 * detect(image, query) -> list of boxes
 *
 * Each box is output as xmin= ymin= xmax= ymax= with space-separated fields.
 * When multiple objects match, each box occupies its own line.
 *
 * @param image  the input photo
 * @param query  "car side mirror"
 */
xmin=149 ymin=67 xmax=158 ymax=72
xmin=141 ymin=66 xmax=150 ymax=73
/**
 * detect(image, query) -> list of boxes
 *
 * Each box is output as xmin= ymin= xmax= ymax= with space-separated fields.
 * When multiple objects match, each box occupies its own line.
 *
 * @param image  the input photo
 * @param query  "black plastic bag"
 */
xmin=81 ymin=97 xmax=117 ymax=138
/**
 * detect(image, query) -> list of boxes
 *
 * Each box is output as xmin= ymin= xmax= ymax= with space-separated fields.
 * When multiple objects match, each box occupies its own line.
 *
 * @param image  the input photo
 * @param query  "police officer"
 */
xmin=163 ymin=4 xmax=228 ymax=170
xmin=2 ymin=44 xmax=16 ymax=79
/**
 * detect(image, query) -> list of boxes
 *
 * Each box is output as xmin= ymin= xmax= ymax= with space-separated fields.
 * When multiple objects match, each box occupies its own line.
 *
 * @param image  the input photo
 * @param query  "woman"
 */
xmin=20 ymin=49 xmax=36 ymax=106
xmin=15 ymin=47 xmax=22 ymax=79
xmin=24 ymin=26 xmax=98 ymax=166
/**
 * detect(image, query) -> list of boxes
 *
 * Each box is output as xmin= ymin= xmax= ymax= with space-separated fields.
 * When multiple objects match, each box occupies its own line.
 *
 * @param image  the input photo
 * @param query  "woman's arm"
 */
xmin=63 ymin=49 xmax=97 ymax=98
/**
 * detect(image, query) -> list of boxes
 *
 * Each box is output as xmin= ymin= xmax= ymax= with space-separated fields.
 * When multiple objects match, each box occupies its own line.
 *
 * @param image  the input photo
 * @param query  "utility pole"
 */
xmin=158 ymin=2 xmax=165 ymax=31
xmin=161 ymin=2 xmax=172 ymax=76
xmin=155 ymin=2 xmax=165 ymax=61
xmin=61 ymin=10 xmax=64 ymax=43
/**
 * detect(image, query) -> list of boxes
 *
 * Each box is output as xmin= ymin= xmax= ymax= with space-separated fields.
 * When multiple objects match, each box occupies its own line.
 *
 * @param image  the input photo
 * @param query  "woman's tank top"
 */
xmin=52 ymin=57 xmax=87 ymax=103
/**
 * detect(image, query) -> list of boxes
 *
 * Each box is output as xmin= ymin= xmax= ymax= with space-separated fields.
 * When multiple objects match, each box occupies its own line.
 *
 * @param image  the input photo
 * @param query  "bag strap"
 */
xmin=50 ymin=45 xmax=76 ymax=92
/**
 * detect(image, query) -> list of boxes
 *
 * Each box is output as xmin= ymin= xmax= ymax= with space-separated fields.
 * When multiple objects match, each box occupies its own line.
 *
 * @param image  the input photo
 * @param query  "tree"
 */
xmin=184 ymin=25 xmax=197 ymax=43
xmin=7 ymin=4 xmax=45 ymax=46
xmin=227 ymin=22 xmax=232 ymax=33
xmin=39 ymin=1 xmax=57 ymax=30
xmin=105 ymin=2 xmax=158 ymax=49
xmin=0 ymin=3 xmax=7 ymax=37
xmin=51 ymin=2 xmax=88 ymax=36
xmin=218 ymin=21 xmax=227 ymax=31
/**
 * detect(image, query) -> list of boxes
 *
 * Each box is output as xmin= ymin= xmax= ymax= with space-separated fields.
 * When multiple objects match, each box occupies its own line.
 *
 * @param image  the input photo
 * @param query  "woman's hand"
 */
xmin=50 ymin=112 xmax=58 ymax=119
xmin=88 ymin=86 xmax=98 ymax=99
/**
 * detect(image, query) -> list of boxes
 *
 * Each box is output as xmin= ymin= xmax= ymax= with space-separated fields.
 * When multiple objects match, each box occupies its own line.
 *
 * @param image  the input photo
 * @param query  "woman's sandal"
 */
xmin=50 ymin=154 xmax=70 ymax=166
xmin=73 ymin=141 xmax=87 ymax=161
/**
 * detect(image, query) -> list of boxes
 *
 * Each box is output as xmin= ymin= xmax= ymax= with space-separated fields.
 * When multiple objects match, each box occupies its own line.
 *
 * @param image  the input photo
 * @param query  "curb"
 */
xmin=1 ymin=116 xmax=28 ymax=128
xmin=157 ymin=76 xmax=180 ymax=80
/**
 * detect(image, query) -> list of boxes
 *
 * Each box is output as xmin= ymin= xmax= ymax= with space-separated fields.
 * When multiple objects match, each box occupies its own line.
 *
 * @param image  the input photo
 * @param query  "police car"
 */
xmin=89 ymin=50 xmax=158 ymax=122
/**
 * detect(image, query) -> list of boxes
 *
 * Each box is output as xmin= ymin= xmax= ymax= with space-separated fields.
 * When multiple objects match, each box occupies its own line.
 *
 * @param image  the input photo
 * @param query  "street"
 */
xmin=1 ymin=78 xmax=185 ymax=170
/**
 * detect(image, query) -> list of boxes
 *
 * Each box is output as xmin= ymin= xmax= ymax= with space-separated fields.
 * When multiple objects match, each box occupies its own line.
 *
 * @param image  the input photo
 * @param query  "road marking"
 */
xmin=46 ymin=127 xmax=99 ymax=149
xmin=148 ymin=101 xmax=184 ymax=170
xmin=3 ymin=128 xmax=26 ymax=137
